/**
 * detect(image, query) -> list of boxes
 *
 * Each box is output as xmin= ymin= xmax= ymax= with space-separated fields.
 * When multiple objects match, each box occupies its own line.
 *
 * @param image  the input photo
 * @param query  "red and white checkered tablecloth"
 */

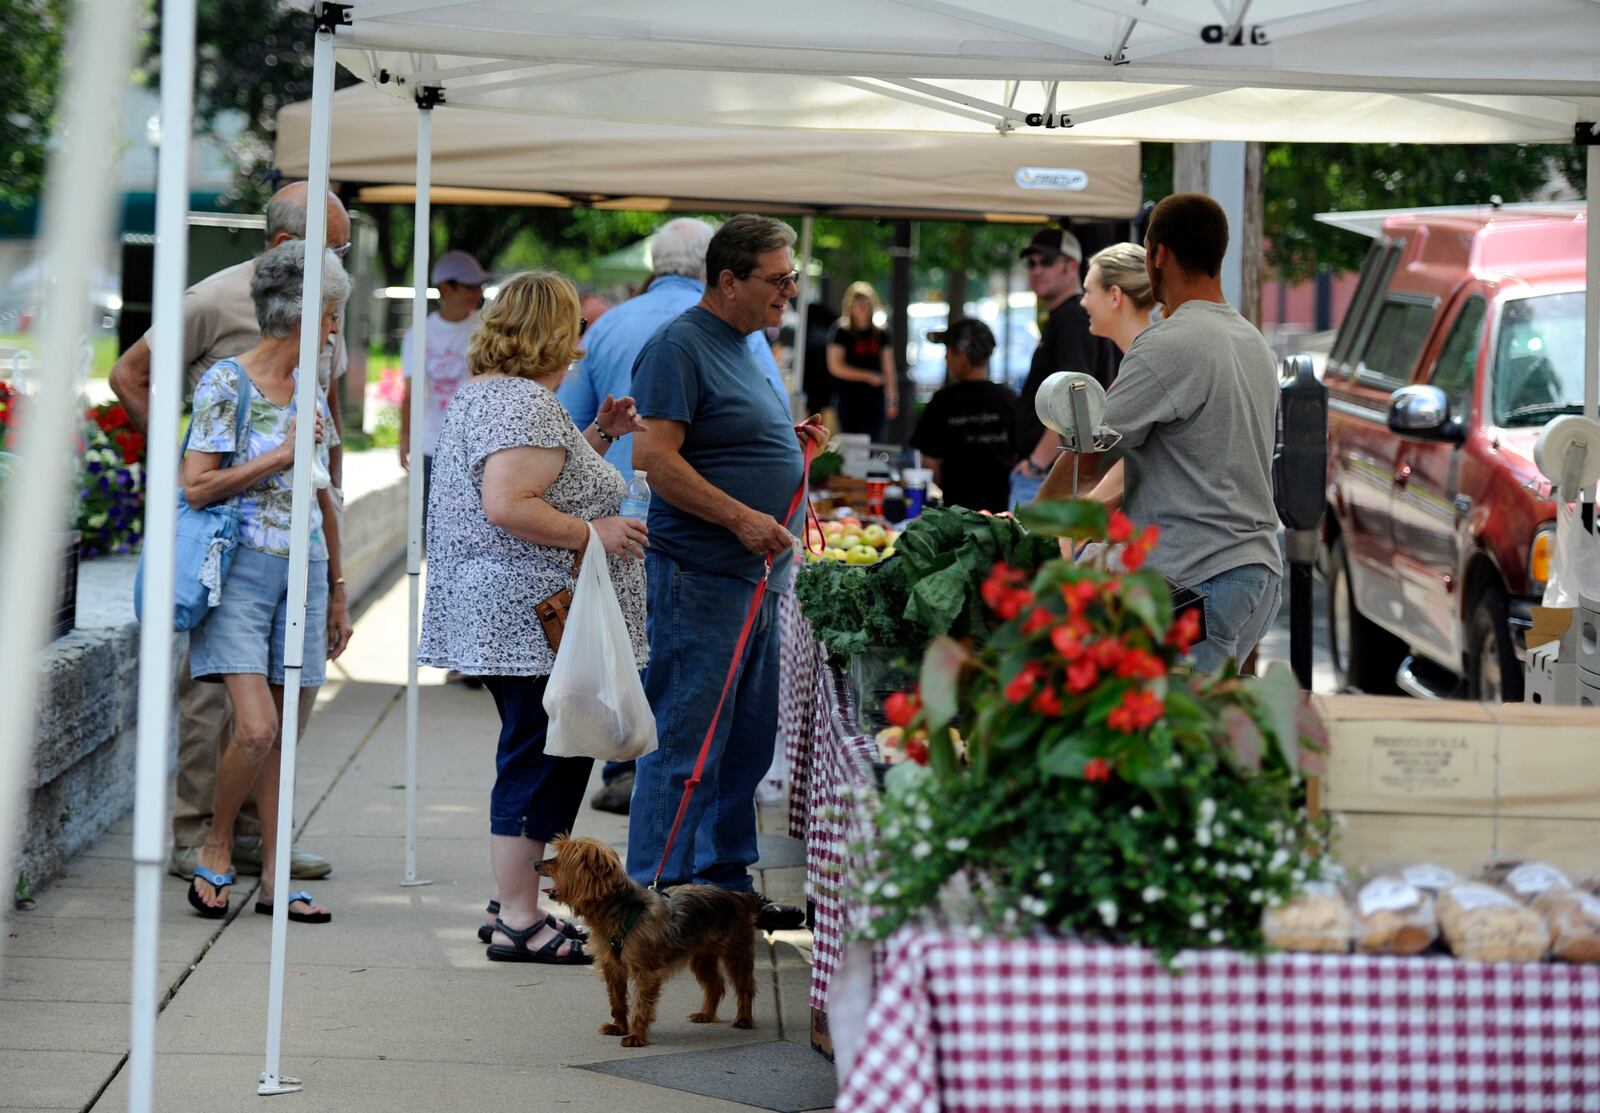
xmin=837 ymin=928 xmax=1600 ymax=1113
xmin=802 ymin=667 xmax=881 ymax=1013
xmin=778 ymin=590 xmax=825 ymax=841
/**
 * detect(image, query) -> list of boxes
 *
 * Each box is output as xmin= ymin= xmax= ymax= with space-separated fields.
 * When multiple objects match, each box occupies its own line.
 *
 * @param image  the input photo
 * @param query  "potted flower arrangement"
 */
xmin=856 ymin=499 xmax=1327 ymax=959
xmin=75 ymin=401 xmax=145 ymax=558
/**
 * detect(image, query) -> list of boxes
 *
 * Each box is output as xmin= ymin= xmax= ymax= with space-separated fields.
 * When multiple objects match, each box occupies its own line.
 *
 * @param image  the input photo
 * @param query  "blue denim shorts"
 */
xmin=189 ymin=546 xmax=328 ymax=687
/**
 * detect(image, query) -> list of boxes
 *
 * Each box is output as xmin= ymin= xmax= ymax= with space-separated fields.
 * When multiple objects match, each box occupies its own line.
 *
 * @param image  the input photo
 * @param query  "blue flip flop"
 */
xmin=187 ymin=864 xmax=234 ymax=919
xmin=255 ymin=890 xmax=332 ymax=924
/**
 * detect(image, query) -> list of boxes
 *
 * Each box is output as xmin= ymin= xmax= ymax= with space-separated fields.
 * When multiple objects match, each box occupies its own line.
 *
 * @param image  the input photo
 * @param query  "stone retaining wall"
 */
xmin=11 ymin=468 xmax=407 ymax=893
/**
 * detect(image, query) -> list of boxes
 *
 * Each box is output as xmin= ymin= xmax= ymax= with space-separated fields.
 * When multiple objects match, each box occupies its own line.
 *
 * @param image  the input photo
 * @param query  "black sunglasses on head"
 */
xmin=579 ymin=316 xmax=588 ymax=338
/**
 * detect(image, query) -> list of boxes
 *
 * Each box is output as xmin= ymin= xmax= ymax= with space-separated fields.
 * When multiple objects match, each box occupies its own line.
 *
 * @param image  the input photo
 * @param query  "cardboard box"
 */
xmin=1316 ymin=694 xmax=1600 ymax=875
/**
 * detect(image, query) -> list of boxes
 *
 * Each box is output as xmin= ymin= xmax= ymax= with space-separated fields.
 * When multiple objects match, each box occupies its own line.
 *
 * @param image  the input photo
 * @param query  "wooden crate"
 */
xmin=1316 ymin=694 xmax=1600 ymax=876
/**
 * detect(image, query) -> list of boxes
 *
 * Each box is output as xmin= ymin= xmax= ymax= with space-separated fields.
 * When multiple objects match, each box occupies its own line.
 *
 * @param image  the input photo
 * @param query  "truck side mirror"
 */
xmin=1387 ymin=384 xmax=1464 ymax=443
xmin=1275 ymin=353 xmax=1328 ymax=537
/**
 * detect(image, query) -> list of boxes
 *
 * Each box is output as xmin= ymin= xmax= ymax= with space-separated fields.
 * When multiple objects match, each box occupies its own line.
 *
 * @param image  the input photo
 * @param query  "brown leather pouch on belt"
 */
xmin=535 ymin=550 xmax=584 ymax=653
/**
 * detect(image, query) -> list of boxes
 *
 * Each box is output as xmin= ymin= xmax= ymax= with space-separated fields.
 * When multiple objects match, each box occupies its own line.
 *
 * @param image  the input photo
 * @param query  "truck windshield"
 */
xmin=1493 ymin=292 xmax=1587 ymax=427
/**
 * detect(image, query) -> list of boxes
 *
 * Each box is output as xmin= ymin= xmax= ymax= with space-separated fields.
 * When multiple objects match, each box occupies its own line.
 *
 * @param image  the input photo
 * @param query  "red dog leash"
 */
xmin=650 ymin=433 xmax=819 ymax=890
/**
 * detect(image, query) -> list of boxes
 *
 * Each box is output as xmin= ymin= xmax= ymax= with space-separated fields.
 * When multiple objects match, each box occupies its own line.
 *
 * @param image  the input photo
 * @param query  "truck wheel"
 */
xmin=1466 ymin=585 xmax=1523 ymax=703
xmin=1328 ymin=535 xmax=1404 ymax=693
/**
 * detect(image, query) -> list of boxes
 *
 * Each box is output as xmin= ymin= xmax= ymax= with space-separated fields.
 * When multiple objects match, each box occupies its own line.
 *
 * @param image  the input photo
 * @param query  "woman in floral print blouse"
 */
xmin=180 ymin=240 xmax=352 ymax=925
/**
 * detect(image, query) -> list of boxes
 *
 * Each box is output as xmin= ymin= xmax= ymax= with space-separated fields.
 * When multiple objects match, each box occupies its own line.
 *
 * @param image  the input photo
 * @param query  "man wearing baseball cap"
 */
xmin=400 ymin=248 xmax=491 ymax=511
xmin=1011 ymin=226 xmax=1119 ymax=509
xmin=910 ymin=317 xmax=1018 ymax=512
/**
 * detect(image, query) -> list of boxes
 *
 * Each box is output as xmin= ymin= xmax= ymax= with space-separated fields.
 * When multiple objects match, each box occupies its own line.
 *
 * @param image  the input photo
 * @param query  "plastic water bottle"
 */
xmin=619 ymin=469 xmax=651 ymax=519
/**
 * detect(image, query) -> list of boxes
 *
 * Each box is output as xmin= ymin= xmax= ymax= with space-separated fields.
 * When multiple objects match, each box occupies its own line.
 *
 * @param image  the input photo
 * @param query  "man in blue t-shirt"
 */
xmin=557 ymin=218 xmax=786 ymax=816
xmin=558 ymin=218 xmax=786 ymax=477
xmin=626 ymin=215 xmax=828 ymax=929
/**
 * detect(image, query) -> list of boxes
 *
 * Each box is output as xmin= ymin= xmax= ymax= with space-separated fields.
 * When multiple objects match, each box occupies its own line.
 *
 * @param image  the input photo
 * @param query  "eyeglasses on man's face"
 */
xmin=329 ymin=241 xmax=352 ymax=260
xmin=748 ymin=269 xmax=801 ymax=293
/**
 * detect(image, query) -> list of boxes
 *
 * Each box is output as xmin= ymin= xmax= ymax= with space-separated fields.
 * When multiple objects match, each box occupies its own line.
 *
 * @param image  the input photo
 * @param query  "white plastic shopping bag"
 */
xmin=1542 ymin=500 xmax=1600 ymax=607
xmin=543 ymin=525 xmax=658 ymax=761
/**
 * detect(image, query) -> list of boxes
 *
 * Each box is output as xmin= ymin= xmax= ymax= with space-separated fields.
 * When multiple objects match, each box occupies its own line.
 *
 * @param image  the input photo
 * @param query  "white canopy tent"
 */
xmin=45 ymin=0 xmax=1586 ymax=1103
xmin=276 ymin=84 xmax=1144 ymax=220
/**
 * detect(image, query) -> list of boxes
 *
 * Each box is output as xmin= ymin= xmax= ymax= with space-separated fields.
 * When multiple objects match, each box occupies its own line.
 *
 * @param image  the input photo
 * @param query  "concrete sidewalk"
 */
xmin=1 ymin=566 xmax=832 ymax=1112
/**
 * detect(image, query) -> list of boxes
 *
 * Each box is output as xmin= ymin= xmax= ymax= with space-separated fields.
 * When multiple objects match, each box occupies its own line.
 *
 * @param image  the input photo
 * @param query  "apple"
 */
xmin=862 ymin=524 xmax=888 ymax=548
xmin=838 ymin=533 xmax=863 ymax=550
xmin=824 ymin=547 xmax=849 ymax=562
xmin=839 ymin=517 xmax=862 ymax=530
xmin=844 ymin=544 xmax=879 ymax=565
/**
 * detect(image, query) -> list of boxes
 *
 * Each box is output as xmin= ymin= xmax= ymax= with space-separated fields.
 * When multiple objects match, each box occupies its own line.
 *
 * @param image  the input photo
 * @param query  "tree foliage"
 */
xmin=1262 ymin=143 xmax=1583 ymax=281
xmin=0 ymin=0 xmax=70 ymax=232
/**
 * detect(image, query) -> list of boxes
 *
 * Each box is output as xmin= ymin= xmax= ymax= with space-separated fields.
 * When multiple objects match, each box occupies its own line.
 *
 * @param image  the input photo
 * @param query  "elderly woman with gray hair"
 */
xmin=181 ymin=239 xmax=352 ymax=924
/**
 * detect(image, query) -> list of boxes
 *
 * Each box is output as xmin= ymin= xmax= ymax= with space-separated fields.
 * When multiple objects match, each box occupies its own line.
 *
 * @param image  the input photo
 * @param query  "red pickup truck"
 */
xmin=1322 ymin=206 xmax=1588 ymax=702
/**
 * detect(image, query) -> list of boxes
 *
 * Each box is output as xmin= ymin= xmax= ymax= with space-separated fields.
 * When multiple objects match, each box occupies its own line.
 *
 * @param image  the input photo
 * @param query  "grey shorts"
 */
xmin=189 ymin=545 xmax=329 ymax=687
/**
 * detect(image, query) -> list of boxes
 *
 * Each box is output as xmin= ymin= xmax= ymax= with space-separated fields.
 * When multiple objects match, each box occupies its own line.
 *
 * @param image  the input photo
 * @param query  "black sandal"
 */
xmin=187 ymin=864 xmax=234 ymax=920
xmin=255 ymin=890 xmax=332 ymax=924
xmin=485 ymin=918 xmax=593 ymax=965
xmin=478 ymin=900 xmax=588 ymax=944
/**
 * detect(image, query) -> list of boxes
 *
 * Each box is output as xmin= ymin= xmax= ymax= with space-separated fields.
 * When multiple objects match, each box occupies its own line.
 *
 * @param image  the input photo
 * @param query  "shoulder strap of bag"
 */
xmin=179 ymin=358 xmax=253 ymax=468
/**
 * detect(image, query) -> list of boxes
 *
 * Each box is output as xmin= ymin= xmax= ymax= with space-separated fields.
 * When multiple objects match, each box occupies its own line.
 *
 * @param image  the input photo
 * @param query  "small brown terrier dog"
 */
xmin=535 ymin=836 xmax=761 ymax=1047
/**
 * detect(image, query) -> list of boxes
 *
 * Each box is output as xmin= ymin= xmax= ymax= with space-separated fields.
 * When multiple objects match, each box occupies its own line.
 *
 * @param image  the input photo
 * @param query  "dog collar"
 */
xmin=609 ymin=902 xmax=645 ymax=958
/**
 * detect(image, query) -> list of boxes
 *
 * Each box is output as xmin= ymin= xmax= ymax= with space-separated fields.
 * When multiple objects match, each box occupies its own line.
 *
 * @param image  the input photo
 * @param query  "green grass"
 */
xmin=1 ymin=333 xmax=120 ymax=379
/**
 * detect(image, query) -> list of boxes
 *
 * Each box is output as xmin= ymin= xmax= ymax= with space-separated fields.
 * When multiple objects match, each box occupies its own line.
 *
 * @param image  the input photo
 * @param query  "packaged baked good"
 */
xmin=1532 ymin=887 xmax=1600 ymax=964
xmin=1399 ymin=862 xmax=1460 ymax=894
xmin=1438 ymin=882 xmax=1550 ymax=963
xmin=1352 ymin=875 xmax=1437 ymax=955
xmin=1262 ymin=880 xmax=1352 ymax=954
xmin=1500 ymin=861 xmax=1572 ymax=903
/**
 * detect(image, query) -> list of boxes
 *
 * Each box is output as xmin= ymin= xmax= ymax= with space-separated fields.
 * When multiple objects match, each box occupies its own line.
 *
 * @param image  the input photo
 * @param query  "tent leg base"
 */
xmin=258 ymin=1074 xmax=303 ymax=1096
xmin=399 ymin=878 xmax=434 ymax=887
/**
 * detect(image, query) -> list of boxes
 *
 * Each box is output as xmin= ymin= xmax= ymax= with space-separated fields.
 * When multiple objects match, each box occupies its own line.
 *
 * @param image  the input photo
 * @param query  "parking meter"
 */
xmin=1275 ymin=354 xmax=1328 ymax=690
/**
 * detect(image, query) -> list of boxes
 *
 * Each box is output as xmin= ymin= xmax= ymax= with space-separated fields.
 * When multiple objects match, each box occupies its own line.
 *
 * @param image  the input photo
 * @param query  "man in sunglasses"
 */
xmin=109 ymin=179 xmax=350 ymax=885
xmin=625 ymin=214 xmax=827 ymax=931
xmin=1010 ymin=226 xmax=1119 ymax=510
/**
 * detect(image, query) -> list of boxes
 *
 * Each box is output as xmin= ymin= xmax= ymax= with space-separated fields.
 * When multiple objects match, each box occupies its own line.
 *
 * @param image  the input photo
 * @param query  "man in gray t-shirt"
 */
xmin=1044 ymin=194 xmax=1282 ymax=671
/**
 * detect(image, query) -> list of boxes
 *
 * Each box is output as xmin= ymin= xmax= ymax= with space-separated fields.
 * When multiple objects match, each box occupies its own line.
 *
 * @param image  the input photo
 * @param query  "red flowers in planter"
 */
xmin=1119 ymin=524 xmax=1161 ymax=572
xmin=1050 ymin=624 xmax=1086 ymax=661
xmin=1167 ymin=608 xmax=1202 ymax=653
xmin=981 ymin=563 xmax=1034 ymax=621
xmin=1004 ymin=662 xmax=1046 ymax=704
xmin=1066 ymin=659 xmax=1099 ymax=693
xmin=1108 ymin=689 xmax=1165 ymax=733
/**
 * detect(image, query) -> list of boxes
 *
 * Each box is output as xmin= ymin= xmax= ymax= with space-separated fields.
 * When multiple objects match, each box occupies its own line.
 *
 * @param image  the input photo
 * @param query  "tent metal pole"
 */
xmin=794 ymin=215 xmax=814 ymax=416
xmin=128 ymin=1 xmax=196 ymax=1108
xmin=0 ymin=0 xmax=136 ymax=974
xmin=402 ymin=94 xmax=436 ymax=889
xmin=259 ymin=19 xmax=335 ymax=1099
xmin=1586 ymin=137 xmax=1598 ymax=518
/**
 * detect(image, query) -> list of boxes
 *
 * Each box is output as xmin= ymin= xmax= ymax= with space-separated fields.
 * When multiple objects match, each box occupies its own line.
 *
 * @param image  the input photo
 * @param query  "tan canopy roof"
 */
xmin=274 ymin=85 xmax=1142 ymax=221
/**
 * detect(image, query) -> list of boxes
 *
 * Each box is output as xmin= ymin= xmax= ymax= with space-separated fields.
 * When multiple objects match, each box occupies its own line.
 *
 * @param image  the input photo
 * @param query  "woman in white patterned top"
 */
xmin=182 ymin=241 xmax=352 ymax=925
xmin=420 ymin=270 xmax=648 ymax=964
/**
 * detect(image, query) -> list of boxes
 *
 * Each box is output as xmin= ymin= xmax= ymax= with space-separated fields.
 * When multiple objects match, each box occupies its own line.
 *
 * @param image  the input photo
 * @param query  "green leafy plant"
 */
xmin=854 ymin=500 xmax=1327 ymax=959
xmin=794 ymin=506 xmax=1060 ymax=667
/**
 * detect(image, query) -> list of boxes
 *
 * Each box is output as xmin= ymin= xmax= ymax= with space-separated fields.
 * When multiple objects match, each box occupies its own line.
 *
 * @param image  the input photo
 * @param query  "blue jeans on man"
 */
xmin=1186 ymin=563 xmax=1281 ymax=674
xmin=625 ymin=550 xmax=780 ymax=891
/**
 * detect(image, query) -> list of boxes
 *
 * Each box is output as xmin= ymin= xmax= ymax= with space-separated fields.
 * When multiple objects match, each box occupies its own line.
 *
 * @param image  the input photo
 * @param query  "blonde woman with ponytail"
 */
xmin=1080 ymin=243 xmax=1158 ymax=356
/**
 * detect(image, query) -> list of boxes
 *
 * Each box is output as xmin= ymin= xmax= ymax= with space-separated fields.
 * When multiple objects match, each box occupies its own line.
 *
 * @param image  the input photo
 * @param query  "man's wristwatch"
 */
xmin=1025 ymin=458 xmax=1052 ymax=478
